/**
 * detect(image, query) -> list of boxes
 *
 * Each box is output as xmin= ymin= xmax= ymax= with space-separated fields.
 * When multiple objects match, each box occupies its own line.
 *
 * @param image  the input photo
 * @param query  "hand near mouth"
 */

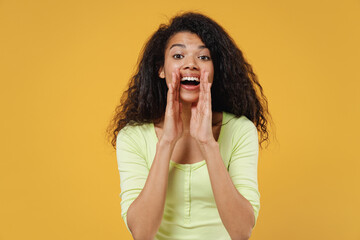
xmin=190 ymin=70 xmax=214 ymax=145
xmin=161 ymin=68 xmax=183 ymax=144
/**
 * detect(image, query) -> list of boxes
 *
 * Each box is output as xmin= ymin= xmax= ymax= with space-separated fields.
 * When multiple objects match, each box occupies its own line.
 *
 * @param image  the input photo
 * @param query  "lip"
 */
xmin=180 ymin=83 xmax=200 ymax=91
xmin=179 ymin=72 xmax=201 ymax=91
xmin=181 ymin=73 xmax=200 ymax=79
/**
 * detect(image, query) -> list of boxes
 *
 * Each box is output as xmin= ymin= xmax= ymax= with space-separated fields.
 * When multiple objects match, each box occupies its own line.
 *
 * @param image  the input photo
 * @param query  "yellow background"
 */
xmin=1 ymin=0 xmax=359 ymax=239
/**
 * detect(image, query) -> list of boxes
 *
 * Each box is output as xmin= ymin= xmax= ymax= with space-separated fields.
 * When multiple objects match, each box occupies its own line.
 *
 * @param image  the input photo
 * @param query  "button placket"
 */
xmin=184 ymin=165 xmax=191 ymax=224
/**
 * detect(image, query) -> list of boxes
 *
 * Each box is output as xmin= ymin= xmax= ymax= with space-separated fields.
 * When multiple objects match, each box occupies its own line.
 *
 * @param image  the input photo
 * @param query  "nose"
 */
xmin=183 ymin=56 xmax=198 ymax=70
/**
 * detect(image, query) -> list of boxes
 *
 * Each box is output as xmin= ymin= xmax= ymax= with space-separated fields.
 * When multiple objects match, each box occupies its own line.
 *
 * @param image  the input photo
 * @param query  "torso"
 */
xmin=154 ymin=112 xmax=223 ymax=164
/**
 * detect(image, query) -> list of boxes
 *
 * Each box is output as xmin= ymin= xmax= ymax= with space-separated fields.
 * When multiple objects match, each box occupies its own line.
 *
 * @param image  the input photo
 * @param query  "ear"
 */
xmin=158 ymin=66 xmax=165 ymax=79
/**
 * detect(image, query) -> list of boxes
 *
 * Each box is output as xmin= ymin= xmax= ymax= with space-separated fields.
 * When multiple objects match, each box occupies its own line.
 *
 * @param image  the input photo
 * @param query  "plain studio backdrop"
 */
xmin=0 ymin=0 xmax=359 ymax=239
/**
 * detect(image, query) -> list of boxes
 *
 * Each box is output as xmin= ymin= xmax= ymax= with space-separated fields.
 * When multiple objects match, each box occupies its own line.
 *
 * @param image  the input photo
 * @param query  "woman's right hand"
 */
xmin=160 ymin=69 xmax=183 ymax=145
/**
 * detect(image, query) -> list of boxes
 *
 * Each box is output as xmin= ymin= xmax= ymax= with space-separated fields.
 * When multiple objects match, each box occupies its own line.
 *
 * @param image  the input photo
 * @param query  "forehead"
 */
xmin=166 ymin=32 xmax=206 ymax=49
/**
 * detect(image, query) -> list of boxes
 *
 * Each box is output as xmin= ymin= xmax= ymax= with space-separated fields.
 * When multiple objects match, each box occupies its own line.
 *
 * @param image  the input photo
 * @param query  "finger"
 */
xmin=166 ymin=89 xmax=173 ymax=114
xmin=201 ymin=71 xmax=208 ymax=111
xmin=208 ymin=76 xmax=212 ymax=108
xmin=206 ymin=73 xmax=211 ymax=93
xmin=191 ymin=102 xmax=197 ymax=120
xmin=208 ymin=82 xmax=212 ymax=110
xmin=199 ymin=70 xmax=205 ymax=108
xmin=178 ymin=102 xmax=183 ymax=126
xmin=200 ymin=69 xmax=205 ymax=94
xmin=168 ymin=80 xmax=174 ymax=106
xmin=172 ymin=71 xmax=176 ymax=96
xmin=205 ymin=81 xmax=211 ymax=114
xmin=172 ymin=70 xmax=177 ymax=103
xmin=172 ymin=71 xmax=176 ymax=84
xmin=203 ymin=71 xmax=209 ymax=95
xmin=171 ymin=72 xmax=176 ymax=101
xmin=175 ymin=68 xmax=180 ymax=102
xmin=197 ymin=81 xmax=203 ymax=116
xmin=203 ymin=72 xmax=211 ymax=114
xmin=203 ymin=81 xmax=208 ymax=114
xmin=171 ymin=73 xmax=177 ymax=103
xmin=203 ymin=72 xmax=208 ymax=97
xmin=171 ymin=72 xmax=176 ymax=103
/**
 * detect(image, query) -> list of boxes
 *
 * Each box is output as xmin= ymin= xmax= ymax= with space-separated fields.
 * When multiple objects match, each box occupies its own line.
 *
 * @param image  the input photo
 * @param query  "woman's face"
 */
xmin=159 ymin=32 xmax=214 ymax=103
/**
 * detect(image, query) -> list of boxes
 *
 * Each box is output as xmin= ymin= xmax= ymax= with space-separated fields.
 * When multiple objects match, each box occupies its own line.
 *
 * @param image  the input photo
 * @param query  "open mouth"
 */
xmin=180 ymin=76 xmax=200 ymax=86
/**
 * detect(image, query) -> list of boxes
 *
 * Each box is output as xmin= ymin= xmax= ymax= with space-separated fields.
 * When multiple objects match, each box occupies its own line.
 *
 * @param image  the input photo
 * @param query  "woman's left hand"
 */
xmin=190 ymin=70 xmax=215 ymax=145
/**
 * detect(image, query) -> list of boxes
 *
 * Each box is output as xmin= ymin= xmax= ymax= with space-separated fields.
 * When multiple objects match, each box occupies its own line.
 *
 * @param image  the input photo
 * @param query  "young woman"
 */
xmin=108 ymin=12 xmax=271 ymax=240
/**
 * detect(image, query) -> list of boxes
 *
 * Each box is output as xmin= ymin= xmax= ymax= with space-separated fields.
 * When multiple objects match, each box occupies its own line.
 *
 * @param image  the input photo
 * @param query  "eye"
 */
xmin=173 ymin=54 xmax=184 ymax=59
xmin=199 ymin=55 xmax=211 ymax=61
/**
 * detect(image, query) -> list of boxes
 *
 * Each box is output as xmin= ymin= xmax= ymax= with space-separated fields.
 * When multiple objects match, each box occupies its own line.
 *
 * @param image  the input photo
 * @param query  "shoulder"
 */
xmin=116 ymin=122 xmax=154 ymax=148
xmin=223 ymin=112 xmax=257 ymax=133
xmin=222 ymin=112 xmax=258 ymax=146
xmin=221 ymin=113 xmax=259 ymax=158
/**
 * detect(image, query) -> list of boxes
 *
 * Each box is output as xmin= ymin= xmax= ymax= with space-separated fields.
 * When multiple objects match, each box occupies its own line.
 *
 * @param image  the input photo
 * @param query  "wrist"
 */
xmin=198 ymin=139 xmax=219 ymax=155
xmin=158 ymin=137 xmax=177 ymax=149
xmin=197 ymin=137 xmax=218 ymax=147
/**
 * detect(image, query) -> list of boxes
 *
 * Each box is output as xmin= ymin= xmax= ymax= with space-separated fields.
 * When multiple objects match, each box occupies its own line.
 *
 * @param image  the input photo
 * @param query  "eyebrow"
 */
xmin=169 ymin=44 xmax=207 ymax=50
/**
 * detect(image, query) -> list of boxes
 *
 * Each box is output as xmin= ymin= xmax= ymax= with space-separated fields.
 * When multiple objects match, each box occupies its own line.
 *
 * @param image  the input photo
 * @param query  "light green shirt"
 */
xmin=116 ymin=112 xmax=260 ymax=239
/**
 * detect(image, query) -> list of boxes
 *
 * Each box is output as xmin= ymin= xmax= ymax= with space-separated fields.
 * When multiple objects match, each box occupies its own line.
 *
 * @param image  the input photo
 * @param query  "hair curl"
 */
xmin=107 ymin=12 xmax=272 ymax=149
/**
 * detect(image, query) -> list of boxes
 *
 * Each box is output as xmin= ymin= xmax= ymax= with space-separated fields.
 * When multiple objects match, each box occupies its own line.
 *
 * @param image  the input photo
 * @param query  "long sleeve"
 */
xmin=116 ymin=126 xmax=149 ymax=232
xmin=228 ymin=120 xmax=260 ymax=227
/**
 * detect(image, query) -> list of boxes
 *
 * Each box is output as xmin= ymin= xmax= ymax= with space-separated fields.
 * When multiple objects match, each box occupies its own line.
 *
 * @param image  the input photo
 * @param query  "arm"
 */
xmin=125 ymin=139 xmax=175 ymax=240
xmin=117 ymin=69 xmax=183 ymax=240
xmin=199 ymin=124 xmax=259 ymax=240
xmin=191 ymin=72 xmax=259 ymax=240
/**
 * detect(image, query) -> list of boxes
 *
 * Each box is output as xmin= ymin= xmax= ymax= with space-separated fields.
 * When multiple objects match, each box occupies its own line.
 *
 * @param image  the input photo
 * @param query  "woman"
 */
xmin=108 ymin=12 xmax=271 ymax=240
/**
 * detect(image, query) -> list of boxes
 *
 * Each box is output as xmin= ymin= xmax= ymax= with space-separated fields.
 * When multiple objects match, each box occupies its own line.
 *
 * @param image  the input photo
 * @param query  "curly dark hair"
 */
xmin=107 ymin=12 xmax=272 ymax=149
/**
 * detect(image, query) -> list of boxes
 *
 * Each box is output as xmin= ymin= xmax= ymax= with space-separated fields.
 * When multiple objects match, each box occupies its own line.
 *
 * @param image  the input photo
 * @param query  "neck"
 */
xmin=155 ymin=102 xmax=223 ymax=130
xmin=180 ymin=101 xmax=222 ymax=134
xmin=180 ymin=101 xmax=193 ymax=134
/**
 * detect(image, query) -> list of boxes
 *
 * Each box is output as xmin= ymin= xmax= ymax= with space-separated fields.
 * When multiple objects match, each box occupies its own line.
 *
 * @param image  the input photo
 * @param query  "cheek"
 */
xmin=164 ymin=62 xmax=182 ymax=82
xmin=164 ymin=58 xmax=182 ymax=69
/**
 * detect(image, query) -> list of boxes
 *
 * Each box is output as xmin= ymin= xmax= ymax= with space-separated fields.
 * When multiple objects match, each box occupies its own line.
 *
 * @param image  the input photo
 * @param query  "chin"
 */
xmin=180 ymin=94 xmax=199 ymax=103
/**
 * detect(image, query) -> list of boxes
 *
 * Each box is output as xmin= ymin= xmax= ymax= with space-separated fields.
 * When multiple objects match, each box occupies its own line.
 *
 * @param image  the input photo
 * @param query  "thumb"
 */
xmin=191 ymin=102 xmax=197 ymax=117
xmin=179 ymin=102 xmax=183 ymax=115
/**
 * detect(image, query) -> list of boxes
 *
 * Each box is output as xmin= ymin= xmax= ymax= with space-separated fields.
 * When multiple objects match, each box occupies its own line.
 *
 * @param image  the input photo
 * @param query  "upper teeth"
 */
xmin=181 ymin=77 xmax=199 ymax=82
